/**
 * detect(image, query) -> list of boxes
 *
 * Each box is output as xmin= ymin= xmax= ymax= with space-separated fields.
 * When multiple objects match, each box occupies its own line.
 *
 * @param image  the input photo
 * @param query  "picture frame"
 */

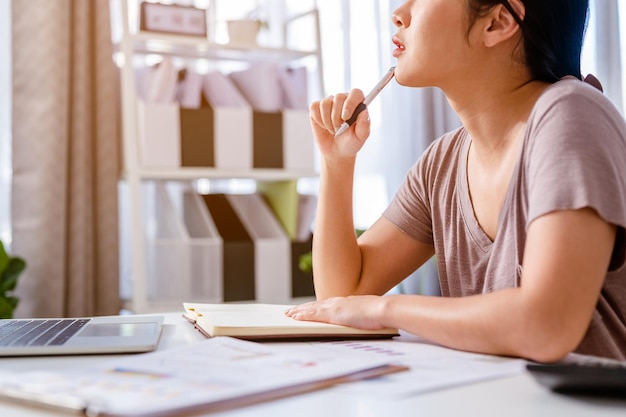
xmin=139 ymin=2 xmax=207 ymax=37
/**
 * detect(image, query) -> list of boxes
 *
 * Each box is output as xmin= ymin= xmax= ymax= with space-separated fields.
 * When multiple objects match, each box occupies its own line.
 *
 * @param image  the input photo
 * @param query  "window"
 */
xmin=0 ymin=0 xmax=11 ymax=249
xmin=582 ymin=0 xmax=626 ymax=113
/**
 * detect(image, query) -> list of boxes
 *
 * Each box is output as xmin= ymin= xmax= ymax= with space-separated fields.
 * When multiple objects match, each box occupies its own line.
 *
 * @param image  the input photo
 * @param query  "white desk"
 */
xmin=1 ymin=313 xmax=625 ymax=417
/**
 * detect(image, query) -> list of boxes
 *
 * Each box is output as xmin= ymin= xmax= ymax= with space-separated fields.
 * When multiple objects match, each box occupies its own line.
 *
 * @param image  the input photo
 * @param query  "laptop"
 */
xmin=0 ymin=315 xmax=164 ymax=356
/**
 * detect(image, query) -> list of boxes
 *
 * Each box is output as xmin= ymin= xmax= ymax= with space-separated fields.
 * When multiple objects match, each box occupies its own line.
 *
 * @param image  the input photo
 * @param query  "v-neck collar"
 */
xmin=457 ymin=129 xmax=521 ymax=251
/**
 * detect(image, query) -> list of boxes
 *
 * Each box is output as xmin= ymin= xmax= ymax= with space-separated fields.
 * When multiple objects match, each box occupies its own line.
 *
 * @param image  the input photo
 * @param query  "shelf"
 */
xmin=121 ymin=31 xmax=317 ymax=62
xmin=123 ymin=167 xmax=318 ymax=181
xmin=116 ymin=1 xmax=324 ymax=313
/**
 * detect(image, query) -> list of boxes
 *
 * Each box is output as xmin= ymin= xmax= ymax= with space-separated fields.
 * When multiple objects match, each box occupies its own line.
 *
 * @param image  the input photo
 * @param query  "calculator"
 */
xmin=527 ymin=358 xmax=626 ymax=397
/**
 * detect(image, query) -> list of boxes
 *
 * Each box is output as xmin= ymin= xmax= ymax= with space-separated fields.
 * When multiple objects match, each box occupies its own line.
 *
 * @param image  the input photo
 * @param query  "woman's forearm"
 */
xmin=312 ymin=156 xmax=363 ymax=299
xmin=381 ymin=289 xmax=587 ymax=363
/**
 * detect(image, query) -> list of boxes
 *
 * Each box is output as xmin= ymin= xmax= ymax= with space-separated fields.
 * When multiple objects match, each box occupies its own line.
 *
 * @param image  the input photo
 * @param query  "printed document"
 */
xmin=0 ymin=337 xmax=403 ymax=417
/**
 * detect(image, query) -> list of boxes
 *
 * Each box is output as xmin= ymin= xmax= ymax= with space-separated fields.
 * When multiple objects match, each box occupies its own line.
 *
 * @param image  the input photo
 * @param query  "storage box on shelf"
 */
xmin=137 ymin=99 xmax=255 ymax=169
xmin=136 ymin=101 xmax=315 ymax=171
xmin=115 ymin=0 xmax=323 ymax=312
xmin=123 ymin=182 xmax=224 ymax=310
xmin=136 ymin=180 xmax=314 ymax=307
xmin=223 ymin=193 xmax=292 ymax=303
xmin=145 ymin=182 xmax=192 ymax=302
xmin=180 ymin=187 xmax=224 ymax=302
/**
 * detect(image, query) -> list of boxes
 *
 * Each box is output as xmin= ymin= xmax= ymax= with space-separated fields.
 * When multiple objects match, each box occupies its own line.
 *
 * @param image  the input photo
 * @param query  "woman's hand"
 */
xmin=284 ymin=295 xmax=390 ymax=330
xmin=309 ymin=89 xmax=371 ymax=159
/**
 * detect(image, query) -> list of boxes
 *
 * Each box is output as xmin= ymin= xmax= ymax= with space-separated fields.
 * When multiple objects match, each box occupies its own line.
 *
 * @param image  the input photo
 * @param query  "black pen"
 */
xmin=335 ymin=66 xmax=396 ymax=137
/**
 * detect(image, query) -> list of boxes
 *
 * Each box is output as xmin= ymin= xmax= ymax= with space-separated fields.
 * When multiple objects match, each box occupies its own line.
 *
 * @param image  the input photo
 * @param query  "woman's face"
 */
xmin=391 ymin=0 xmax=477 ymax=88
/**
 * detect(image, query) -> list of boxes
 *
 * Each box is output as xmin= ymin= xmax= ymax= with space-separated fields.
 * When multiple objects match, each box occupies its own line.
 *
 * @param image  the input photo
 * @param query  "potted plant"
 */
xmin=227 ymin=19 xmax=268 ymax=46
xmin=226 ymin=8 xmax=269 ymax=46
xmin=0 ymin=240 xmax=26 ymax=319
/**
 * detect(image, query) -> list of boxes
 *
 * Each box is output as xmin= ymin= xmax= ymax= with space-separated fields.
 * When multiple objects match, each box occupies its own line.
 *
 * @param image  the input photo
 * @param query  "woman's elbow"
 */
xmin=512 ymin=320 xmax=588 ymax=363
xmin=520 ymin=341 xmax=574 ymax=363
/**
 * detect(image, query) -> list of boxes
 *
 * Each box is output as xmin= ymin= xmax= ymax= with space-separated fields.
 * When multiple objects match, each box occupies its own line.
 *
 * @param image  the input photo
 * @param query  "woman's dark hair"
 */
xmin=467 ymin=0 xmax=590 ymax=82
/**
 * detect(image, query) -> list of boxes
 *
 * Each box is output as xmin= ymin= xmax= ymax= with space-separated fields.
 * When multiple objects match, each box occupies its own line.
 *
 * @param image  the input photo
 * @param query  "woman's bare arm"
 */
xmin=309 ymin=90 xmax=435 ymax=300
xmin=289 ymin=207 xmax=615 ymax=362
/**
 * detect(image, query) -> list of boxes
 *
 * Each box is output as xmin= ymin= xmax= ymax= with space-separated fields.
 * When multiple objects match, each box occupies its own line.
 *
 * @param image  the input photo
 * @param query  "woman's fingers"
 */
xmin=308 ymin=88 xmax=371 ymax=157
xmin=313 ymin=90 xmax=365 ymax=135
xmin=353 ymin=109 xmax=371 ymax=139
xmin=318 ymin=94 xmax=349 ymax=134
xmin=332 ymin=93 xmax=348 ymax=131
xmin=309 ymin=99 xmax=324 ymax=129
xmin=341 ymin=89 xmax=366 ymax=122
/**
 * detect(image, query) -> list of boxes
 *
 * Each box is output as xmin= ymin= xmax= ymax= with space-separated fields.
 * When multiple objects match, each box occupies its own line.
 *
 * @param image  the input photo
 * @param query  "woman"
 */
xmin=285 ymin=0 xmax=626 ymax=362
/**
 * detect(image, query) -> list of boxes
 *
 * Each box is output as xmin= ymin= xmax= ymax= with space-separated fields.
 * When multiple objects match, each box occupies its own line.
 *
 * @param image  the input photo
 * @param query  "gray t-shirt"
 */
xmin=383 ymin=79 xmax=626 ymax=360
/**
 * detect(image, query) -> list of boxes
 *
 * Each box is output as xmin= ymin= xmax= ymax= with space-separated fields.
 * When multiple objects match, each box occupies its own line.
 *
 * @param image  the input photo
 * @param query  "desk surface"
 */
xmin=1 ymin=313 xmax=625 ymax=417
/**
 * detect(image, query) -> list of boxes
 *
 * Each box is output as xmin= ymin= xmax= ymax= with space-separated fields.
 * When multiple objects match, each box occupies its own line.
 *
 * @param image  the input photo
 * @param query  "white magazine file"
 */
xmin=226 ymin=193 xmax=291 ymax=303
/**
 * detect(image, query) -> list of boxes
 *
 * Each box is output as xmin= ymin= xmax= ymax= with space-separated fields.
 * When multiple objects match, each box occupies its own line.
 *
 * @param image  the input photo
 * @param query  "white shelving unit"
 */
xmin=115 ymin=0 xmax=324 ymax=313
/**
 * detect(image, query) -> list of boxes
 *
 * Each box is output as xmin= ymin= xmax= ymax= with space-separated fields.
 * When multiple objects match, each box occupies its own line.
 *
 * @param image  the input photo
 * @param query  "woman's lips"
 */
xmin=392 ymin=36 xmax=405 ymax=57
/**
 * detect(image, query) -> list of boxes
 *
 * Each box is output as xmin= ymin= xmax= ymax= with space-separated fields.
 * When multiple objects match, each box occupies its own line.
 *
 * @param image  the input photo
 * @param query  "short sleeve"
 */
xmin=525 ymin=81 xmax=626 ymax=227
xmin=382 ymin=128 xmax=465 ymax=246
xmin=524 ymin=81 xmax=626 ymax=269
xmin=383 ymin=157 xmax=433 ymax=245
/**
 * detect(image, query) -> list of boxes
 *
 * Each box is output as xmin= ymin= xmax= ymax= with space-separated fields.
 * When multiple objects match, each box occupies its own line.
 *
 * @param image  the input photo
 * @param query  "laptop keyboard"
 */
xmin=0 ymin=319 xmax=90 ymax=347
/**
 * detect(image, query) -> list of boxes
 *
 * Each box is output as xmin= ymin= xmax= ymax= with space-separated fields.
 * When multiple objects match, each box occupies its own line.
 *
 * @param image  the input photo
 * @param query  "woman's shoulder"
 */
xmin=539 ymin=76 xmax=605 ymax=100
xmin=533 ymin=77 xmax=622 ymax=121
xmin=527 ymin=78 xmax=626 ymax=149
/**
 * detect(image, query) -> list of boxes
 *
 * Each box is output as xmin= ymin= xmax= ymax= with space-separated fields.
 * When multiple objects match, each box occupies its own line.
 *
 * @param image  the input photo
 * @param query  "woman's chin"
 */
xmin=394 ymin=72 xmax=431 ymax=89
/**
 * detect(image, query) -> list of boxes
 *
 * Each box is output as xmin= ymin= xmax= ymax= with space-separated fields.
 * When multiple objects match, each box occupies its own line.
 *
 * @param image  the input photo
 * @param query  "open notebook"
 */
xmin=183 ymin=303 xmax=399 ymax=340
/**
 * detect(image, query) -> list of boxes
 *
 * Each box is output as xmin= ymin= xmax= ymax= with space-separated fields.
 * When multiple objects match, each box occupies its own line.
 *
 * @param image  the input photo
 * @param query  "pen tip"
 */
xmin=335 ymin=123 xmax=349 ymax=137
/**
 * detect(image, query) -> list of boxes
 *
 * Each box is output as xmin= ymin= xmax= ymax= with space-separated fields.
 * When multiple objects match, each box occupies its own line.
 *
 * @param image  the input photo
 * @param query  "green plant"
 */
xmin=249 ymin=18 xmax=269 ymax=31
xmin=298 ymin=250 xmax=313 ymax=274
xmin=246 ymin=8 xmax=269 ymax=30
xmin=0 ymin=240 xmax=26 ymax=319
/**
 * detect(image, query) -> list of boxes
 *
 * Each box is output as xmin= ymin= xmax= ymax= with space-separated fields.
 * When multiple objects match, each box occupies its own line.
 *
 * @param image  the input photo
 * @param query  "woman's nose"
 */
xmin=392 ymin=11 xmax=403 ymax=27
xmin=391 ymin=3 xmax=409 ymax=28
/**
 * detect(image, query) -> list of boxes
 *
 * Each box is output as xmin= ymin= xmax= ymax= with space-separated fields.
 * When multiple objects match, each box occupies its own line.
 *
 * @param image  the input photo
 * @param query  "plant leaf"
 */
xmin=0 ymin=241 xmax=8 ymax=277
xmin=0 ymin=257 xmax=26 ymax=292
xmin=6 ymin=295 xmax=19 ymax=309
xmin=298 ymin=252 xmax=313 ymax=274
xmin=0 ymin=296 xmax=16 ymax=319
